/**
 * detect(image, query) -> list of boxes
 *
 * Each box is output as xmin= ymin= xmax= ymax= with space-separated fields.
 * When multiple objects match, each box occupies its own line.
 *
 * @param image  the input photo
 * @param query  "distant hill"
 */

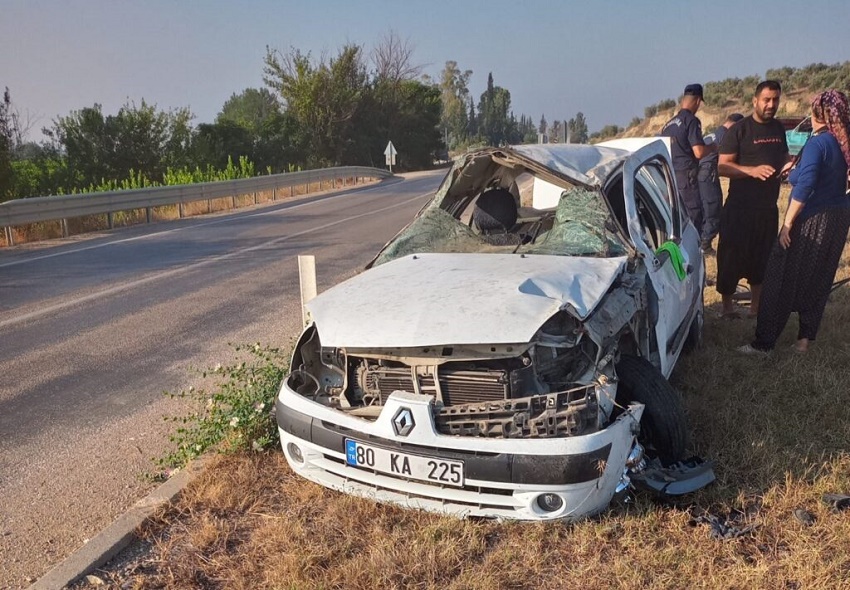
xmin=618 ymin=88 xmax=814 ymax=139
xmin=592 ymin=61 xmax=850 ymax=141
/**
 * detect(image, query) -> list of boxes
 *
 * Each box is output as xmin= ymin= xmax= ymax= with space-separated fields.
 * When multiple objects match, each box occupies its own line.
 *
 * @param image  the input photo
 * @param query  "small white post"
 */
xmin=298 ymin=255 xmax=317 ymax=327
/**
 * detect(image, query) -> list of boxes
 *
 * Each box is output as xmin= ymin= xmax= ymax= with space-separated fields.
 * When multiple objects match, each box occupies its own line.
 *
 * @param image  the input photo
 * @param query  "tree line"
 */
xmin=0 ymin=34 xmax=594 ymax=202
xmin=9 ymin=38 xmax=844 ymax=203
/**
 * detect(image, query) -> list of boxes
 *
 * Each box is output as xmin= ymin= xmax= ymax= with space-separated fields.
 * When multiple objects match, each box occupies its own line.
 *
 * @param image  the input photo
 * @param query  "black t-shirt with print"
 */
xmin=719 ymin=115 xmax=789 ymax=209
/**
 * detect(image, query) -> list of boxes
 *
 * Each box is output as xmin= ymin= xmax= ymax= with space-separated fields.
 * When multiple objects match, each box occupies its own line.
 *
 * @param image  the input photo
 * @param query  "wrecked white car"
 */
xmin=276 ymin=140 xmax=713 ymax=521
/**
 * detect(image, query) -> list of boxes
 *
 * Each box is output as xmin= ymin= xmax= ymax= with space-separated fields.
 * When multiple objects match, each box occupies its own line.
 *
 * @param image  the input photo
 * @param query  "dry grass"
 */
xmin=79 ymin=185 xmax=850 ymax=590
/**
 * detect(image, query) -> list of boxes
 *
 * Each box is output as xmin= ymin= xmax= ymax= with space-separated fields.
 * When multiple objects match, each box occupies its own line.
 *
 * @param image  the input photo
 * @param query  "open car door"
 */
xmin=621 ymin=141 xmax=701 ymax=377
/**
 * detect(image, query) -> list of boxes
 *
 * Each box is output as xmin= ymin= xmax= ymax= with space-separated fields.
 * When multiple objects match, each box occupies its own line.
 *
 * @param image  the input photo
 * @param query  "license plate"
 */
xmin=345 ymin=439 xmax=464 ymax=487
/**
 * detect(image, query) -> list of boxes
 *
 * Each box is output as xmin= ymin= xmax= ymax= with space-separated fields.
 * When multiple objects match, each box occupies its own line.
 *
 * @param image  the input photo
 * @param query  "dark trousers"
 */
xmin=675 ymin=168 xmax=702 ymax=234
xmin=753 ymin=207 xmax=850 ymax=350
xmin=697 ymin=162 xmax=722 ymax=244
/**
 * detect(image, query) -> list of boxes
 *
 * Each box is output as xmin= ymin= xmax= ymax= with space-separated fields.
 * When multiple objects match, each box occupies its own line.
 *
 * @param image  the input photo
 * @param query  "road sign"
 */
xmin=384 ymin=141 xmax=397 ymax=171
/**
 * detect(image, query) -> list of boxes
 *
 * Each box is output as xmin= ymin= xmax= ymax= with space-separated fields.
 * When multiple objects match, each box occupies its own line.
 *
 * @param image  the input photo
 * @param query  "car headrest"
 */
xmin=472 ymin=188 xmax=518 ymax=233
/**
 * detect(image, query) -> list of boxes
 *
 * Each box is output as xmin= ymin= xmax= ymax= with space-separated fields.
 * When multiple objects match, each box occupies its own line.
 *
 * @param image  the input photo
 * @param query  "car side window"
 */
xmin=637 ymin=162 xmax=682 ymax=237
xmin=633 ymin=168 xmax=674 ymax=250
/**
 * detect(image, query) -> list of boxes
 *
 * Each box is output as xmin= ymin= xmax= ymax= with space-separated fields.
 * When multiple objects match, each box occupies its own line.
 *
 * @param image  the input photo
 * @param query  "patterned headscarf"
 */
xmin=811 ymin=89 xmax=850 ymax=168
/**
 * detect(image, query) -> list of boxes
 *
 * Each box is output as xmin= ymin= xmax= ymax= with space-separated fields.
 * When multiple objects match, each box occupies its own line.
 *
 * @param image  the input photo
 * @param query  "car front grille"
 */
xmin=360 ymin=366 xmax=508 ymax=405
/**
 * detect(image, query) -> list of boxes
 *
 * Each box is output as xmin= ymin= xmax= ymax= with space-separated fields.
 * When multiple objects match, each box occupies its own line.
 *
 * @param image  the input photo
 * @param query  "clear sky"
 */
xmin=3 ymin=0 xmax=850 ymax=141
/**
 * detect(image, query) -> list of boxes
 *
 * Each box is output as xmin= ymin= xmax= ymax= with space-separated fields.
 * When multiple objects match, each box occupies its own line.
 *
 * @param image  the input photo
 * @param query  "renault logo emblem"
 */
xmin=392 ymin=407 xmax=415 ymax=436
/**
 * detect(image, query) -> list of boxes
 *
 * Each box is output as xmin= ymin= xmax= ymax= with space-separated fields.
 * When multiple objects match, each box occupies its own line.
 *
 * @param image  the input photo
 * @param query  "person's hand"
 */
xmin=749 ymin=165 xmax=776 ymax=180
xmin=779 ymin=225 xmax=792 ymax=249
xmin=779 ymin=160 xmax=794 ymax=180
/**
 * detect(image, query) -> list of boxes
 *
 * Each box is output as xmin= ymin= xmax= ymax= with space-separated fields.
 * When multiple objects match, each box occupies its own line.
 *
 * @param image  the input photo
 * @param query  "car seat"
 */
xmin=472 ymin=189 xmax=519 ymax=244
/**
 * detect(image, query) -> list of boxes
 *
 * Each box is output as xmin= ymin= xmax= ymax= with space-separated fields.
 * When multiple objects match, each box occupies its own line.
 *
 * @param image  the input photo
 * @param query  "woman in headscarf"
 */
xmin=739 ymin=89 xmax=850 ymax=354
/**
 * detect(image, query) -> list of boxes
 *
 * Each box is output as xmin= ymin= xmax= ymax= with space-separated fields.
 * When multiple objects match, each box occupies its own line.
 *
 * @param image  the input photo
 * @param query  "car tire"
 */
xmin=615 ymin=354 xmax=688 ymax=465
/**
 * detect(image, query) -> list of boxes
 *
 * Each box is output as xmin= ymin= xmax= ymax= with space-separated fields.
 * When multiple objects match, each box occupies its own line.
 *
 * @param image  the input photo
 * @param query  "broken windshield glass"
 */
xmin=372 ymin=185 xmax=625 ymax=267
xmin=520 ymin=187 xmax=626 ymax=257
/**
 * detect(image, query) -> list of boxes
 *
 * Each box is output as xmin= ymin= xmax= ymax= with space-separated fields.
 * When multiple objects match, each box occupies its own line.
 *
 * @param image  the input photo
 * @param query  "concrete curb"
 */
xmin=29 ymin=459 xmax=206 ymax=590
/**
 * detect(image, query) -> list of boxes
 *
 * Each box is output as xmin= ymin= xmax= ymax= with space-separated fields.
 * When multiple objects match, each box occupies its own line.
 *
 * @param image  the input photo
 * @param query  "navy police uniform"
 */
xmin=660 ymin=87 xmax=707 ymax=233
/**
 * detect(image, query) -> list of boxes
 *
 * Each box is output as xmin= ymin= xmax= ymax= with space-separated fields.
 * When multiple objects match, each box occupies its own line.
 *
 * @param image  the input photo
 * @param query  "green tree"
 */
xmin=567 ymin=112 xmax=588 ymax=144
xmin=46 ymin=99 xmax=194 ymax=189
xmin=264 ymin=44 xmax=368 ymax=166
xmin=549 ymin=119 xmax=563 ymax=143
xmin=477 ymin=72 xmax=513 ymax=146
xmin=467 ymin=98 xmax=477 ymax=138
xmin=191 ymin=121 xmax=254 ymax=170
xmin=217 ymin=88 xmax=280 ymax=135
xmin=438 ymin=60 xmax=472 ymax=150
xmin=254 ymin=110 xmax=304 ymax=172
xmin=518 ymin=115 xmax=537 ymax=143
xmin=376 ymin=79 xmax=442 ymax=169
xmin=0 ymin=88 xmax=15 ymax=200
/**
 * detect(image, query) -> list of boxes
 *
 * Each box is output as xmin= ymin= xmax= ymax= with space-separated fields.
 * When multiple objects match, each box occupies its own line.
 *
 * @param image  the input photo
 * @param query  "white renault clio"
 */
xmin=276 ymin=140 xmax=713 ymax=521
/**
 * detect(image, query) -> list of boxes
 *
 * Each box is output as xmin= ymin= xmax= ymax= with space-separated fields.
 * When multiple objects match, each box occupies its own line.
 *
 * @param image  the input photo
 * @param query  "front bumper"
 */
xmin=276 ymin=384 xmax=643 ymax=521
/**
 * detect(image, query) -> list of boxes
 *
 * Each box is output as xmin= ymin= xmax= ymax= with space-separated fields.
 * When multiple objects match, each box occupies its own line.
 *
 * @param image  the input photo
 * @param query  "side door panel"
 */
xmin=622 ymin=141 xmax=700 ymax=377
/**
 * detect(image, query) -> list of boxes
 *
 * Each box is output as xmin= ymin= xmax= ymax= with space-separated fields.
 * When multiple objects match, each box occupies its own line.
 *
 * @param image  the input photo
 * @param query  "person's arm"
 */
xmin=718 ymin=153 xmax=776 ymax=180
xmin=779 ymin=138 xmax=821 ymax=248
xmin=687 ymin=118 xmax=712 ymax=160
xmin=692 ymin=143 xmax=715 ymax=160
xmin=778 ymin=200 xmax=805 ymax=248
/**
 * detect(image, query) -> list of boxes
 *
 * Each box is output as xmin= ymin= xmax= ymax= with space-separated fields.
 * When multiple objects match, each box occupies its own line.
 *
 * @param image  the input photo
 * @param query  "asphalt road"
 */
xmin=0 ymin=170 xmax=443 ymax=588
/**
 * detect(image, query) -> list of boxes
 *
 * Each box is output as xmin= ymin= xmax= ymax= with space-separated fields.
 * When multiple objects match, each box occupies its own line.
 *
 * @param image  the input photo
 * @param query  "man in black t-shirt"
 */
xmin=660 ymin=84 xmax=716 ymax=234
xmin=716 ymin=80 xmax=792 ymax=318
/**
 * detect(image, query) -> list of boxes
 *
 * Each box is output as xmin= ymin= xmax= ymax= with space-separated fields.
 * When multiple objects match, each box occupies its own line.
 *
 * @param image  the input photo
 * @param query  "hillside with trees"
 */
xmin=590 ymin=61 xmax=850 ymax=142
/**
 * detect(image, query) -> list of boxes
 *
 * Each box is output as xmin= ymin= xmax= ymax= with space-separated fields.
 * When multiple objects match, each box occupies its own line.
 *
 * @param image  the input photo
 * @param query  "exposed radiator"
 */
xmin=359 ymin=365 xmax=508 ymax=406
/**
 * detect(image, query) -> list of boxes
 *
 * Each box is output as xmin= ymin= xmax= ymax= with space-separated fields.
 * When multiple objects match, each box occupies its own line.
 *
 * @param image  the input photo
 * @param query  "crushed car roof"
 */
xmin=510 ymin=143 xmax=631 ymax=187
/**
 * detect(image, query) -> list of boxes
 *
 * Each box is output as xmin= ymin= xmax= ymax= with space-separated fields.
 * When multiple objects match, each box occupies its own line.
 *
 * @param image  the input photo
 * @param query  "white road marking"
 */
xmin=0 ymin=179 xmax=414 ymax=270
xmin=0 ymin=192 xmax=431 ymax=330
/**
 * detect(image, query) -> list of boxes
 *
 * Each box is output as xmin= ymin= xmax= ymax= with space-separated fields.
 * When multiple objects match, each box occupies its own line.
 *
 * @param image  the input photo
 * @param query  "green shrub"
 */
xmin=160 ymin=343 xmax=289 ymax=469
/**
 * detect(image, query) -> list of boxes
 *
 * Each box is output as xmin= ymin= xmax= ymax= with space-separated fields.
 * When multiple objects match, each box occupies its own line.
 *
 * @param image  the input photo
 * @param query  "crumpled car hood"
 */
xmin=307 ymin=253 xmax=628 ymax=348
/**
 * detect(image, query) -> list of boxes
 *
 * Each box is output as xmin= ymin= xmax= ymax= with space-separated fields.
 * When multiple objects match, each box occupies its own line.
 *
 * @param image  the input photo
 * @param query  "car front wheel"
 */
xmin=615 ymin=354 xmax=688 ymax=465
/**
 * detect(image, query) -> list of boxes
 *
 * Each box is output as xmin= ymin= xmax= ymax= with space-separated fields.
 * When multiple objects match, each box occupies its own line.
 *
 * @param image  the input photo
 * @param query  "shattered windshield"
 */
xmin=521 ymin=187 xmax=626 ymax=257
xmin=372 ymin=170 xmax=626 ymax=267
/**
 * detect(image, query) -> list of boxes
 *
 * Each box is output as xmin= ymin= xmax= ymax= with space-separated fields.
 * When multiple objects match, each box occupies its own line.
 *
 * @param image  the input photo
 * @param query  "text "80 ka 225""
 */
xmin=345 ymin=439 xmax=464 ymax=487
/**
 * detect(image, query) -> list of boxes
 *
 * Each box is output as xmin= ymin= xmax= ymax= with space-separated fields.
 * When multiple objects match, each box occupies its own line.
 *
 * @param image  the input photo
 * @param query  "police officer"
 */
xmin=660 ymin=84 xmax=716 ymax=238
xmin=698 ymin=113 xmax=744 ymax=254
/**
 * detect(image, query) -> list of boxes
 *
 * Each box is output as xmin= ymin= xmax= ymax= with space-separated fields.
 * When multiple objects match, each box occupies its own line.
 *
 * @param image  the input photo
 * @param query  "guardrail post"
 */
xmin=231 ymin=195 xmax=236 ymax=209
xmin=207 ymin=199 xmax=212 ymax=214
xmin=332 ymin=177 xmax=336 ymax=189
xmin=253 ymin=191 xmax=257 ymax=205
xmin=178 ymin=202 xmax=184 ymax=218
xmin=272 ymin=187 xmax=277 ymax=201
xmin=107 ymin=212 xmax=114 ymax=229
xmin=145 ymin=207 xmax=152 ymax=224
xmin=289 ymin=185 xmax=293 ymax=198
xmin=61 ymin=219 xmax=69 ymax=238
xmin=4 ymin=226 xmax=14 ymax=246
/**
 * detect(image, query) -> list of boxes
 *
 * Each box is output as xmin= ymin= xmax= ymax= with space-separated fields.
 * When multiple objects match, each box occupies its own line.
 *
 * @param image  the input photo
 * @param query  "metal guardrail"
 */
xmin=0 ymin=166 xmax=392 ymax=245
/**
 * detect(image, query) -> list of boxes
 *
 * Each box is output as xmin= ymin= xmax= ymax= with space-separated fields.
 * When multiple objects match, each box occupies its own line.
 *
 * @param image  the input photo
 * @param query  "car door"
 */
xmin=622 ymin=141 xmax=701 ymax=377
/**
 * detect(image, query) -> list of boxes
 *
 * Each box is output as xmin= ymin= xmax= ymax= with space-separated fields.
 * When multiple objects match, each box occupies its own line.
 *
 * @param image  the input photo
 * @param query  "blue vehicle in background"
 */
xmin=785 ymin=116 xmax=812 ymax=156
